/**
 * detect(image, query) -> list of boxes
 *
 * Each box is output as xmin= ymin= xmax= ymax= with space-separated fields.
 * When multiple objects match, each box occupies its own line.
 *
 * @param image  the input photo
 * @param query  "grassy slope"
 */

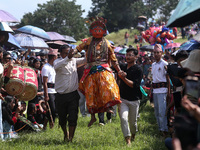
xmin=74 ymin=29 xmax=188 ymax=48
xmin=1 ymin=102 xmax=167 ymax=150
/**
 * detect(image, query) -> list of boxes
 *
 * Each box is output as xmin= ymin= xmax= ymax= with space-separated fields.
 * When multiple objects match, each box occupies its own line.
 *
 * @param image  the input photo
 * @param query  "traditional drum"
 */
xmin=5 ymin=65 xmax=38 ymax=101
xmin=16 ymin=66 xmax=38 ymax=101
xmin=5 ymin=65 xmax=25 ymax=96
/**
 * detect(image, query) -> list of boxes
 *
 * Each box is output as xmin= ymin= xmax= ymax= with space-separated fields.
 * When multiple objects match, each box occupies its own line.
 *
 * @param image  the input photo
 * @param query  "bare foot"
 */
xmin=88 ymin=118 xmax=97 ymax=127
xmin=125 ymin=136 xmax=131 ymax=146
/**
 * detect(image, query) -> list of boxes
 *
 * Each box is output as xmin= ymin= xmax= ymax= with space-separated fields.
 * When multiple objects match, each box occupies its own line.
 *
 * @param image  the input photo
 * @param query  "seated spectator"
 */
xmin=27 ymin=103 xmax=43 ymax=130
xmin=14 ymin=101 xmax=29 ymax=132
xmin=2 ymin=96 xmax=20 ymax=140
xmin=34 ymin=100 xmax=48 ymax=130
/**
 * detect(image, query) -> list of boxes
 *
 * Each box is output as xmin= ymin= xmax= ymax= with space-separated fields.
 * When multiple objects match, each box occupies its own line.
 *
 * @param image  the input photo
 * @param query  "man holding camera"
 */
xmin=150 ymin=44 xmax=170 ymax=136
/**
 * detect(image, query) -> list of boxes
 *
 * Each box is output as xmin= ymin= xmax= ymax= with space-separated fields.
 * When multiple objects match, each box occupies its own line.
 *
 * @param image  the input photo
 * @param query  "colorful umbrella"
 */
xmin=180 ymin=40 xmax=200 ymax=51
xmin=167 ymin=0 xmax=200 ymax=27
xmin=140 ymin=45 xmax=154 ymax=51
xmin=14 ymin=33 xmax=49 ymax=49
xmin=39 ymin=49 xmax=49 ymax=55
xmin=188 ymin=30 xmax=197 ymax=35
xmin=114 ymin=47 xmax=123 ymax=53
xmin=0 ymin=10 xmax=19 ymax=23
xmin=0 ymin=22 xmax=13 ymax=33
xmin=46 ymin=32 xmax=66 ymax=41
xmin=46 ymin=40 xmax=68 ymax=49
xmin=164 ymin=43 xmax=181 ymax=49
xmin=4 ymin=33 xmax=21 ymax=49
xmin=118 ymin=48 xmax=127 ymax=54
xmin=68 ymin=44 xmax=77 ymax=49
xmin=16 ymin=25 xmax=50 ymax=40
xmin=62 ymin=35 xmax=77 ymax=43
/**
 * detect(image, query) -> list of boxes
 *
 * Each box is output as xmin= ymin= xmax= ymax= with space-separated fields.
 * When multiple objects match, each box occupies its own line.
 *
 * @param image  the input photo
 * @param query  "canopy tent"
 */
xmin=167 ymin=0 xmax=200 ymax=27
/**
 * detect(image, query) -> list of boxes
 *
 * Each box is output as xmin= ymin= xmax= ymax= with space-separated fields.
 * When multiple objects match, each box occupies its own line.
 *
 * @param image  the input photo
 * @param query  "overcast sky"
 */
xmin=0 ymin=0 xmax=92 ymax=21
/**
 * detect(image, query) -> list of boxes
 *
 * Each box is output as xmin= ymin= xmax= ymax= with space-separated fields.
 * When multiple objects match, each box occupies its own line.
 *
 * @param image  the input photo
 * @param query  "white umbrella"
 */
xmin=0 ymin=10 xmax=19 ymax=23
xmin=14 ymin=33 xmax=49 ymax=49
xmin=0 ymin=22 xmax=13 ymax=33
xmin=16 ymin=25 xmax=50 ymax=40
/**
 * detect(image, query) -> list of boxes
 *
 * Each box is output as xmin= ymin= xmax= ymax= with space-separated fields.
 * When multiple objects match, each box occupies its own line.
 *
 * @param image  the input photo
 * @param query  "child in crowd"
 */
xmin=14 ymin=101 xmax=30 ymax=132
xmin=35 ymin=100 xmax=48 ymax=130
xmin=2 ymin=96 xmax=20 ymax=140
xmin=27 ymin=103 xmax=43 ymax=131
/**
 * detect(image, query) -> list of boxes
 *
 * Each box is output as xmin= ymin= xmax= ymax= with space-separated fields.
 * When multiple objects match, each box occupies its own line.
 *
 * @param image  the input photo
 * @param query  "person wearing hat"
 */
xmin=41 ymin=48 xmax=58 ymax=129
xmin=180 ymin=49 xmax=200 ymax=74
xmin=150 ymin=44 xmax=170 ymax=137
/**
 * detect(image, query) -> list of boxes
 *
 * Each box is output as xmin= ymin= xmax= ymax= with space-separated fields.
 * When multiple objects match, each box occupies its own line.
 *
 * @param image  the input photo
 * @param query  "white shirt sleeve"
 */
xmin=76 ymin=57 xmax=86 ymax=68
xmin=0 ymin=63 xmax=3 ymax=75
xmin=41 ymin=65 xmax=49 ymax=77
xmin=54 ymin=56 xmax=70 ymax=71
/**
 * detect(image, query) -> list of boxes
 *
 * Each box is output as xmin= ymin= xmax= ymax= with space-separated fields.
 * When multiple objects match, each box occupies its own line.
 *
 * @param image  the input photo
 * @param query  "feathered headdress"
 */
xmin=86 ymin=17 xmax=107 ymax=30
xmin=86 ymin=17 xmax=107 ymax=37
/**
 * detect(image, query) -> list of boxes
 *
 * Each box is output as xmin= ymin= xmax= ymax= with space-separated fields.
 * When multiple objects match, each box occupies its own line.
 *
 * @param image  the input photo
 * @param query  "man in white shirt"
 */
xmin=54 ymin=45 xmax=86 ymax=142
xmin=41 ymin=49 xmax=57 ymax=129
xmin=150 ymin=44 xmax=170 ymax=137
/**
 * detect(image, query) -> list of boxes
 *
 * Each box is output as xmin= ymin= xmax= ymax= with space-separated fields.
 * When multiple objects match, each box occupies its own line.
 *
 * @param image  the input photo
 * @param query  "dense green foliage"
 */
xmin=88 ymin=0 xmax=179 ymax=32
xmin=18 ymin=0 xmax=179 ymax=41
xmin=18 ymin=0 xmax=88 ymax=40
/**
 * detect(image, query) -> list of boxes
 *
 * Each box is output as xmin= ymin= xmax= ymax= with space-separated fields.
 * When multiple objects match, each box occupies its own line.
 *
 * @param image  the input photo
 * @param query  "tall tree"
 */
xmin=19 ymin=0 xmax=88 ymax=40
xmin=88 ymin=0 xmax=179 ymax=32
xmin=157 ymin=0 xmax=179 ymax=22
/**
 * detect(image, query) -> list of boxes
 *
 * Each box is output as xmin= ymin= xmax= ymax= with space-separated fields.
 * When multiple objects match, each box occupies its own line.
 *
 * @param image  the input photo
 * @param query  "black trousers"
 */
xmin=48 ymin=93 xmax=56 ymax=122
xmin=55 ymin=90 xmax=80 ymax=126
xmin=98 ymin=112 xmax=111 ymax=124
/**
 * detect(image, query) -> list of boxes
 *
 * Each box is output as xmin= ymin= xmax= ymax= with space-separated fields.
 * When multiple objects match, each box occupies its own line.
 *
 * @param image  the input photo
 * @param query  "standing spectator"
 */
xmin=150 ymin=44 xmax=170 ymax=137
xmin=54 ymin=45 xmax=86 ymax=142
xmin=29 ymin=58 xmax=43 ymax=104
xmin=77 ymin=61 xmax=87 ymax=117
xmin=134 ymin=34 xmax=138 ymax=44
xmin=124 ymin=32 xmax=129 ymax=45
xmin=98 ymin=112 xmax=112 ymax=126
xmin=181 ymin=28 xmax=186 ymax=39
xmin=0 ymin=32 xmax=8 ymax=140
xmin=118 ymin=48 xmax=143 ymax=145
xmin=173 ymin=27 xmax=178 ymax=39
xmin=0 ymin=47 xmax=4 ymax=63
xmin=143 ymin=58 xmax=151 ymax=78
xmin=41 ymin=49 xmax=57 ymax=129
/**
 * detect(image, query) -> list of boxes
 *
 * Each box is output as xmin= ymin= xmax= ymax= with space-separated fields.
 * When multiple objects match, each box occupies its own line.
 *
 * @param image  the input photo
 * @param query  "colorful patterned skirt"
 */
xmin=79 ymin=66 xmax=121 ymax=114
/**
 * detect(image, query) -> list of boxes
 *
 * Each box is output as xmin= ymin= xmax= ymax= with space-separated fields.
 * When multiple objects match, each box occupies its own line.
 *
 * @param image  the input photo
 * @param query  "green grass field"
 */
xmin=1 ymin=101 xmax=167 ymax=150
